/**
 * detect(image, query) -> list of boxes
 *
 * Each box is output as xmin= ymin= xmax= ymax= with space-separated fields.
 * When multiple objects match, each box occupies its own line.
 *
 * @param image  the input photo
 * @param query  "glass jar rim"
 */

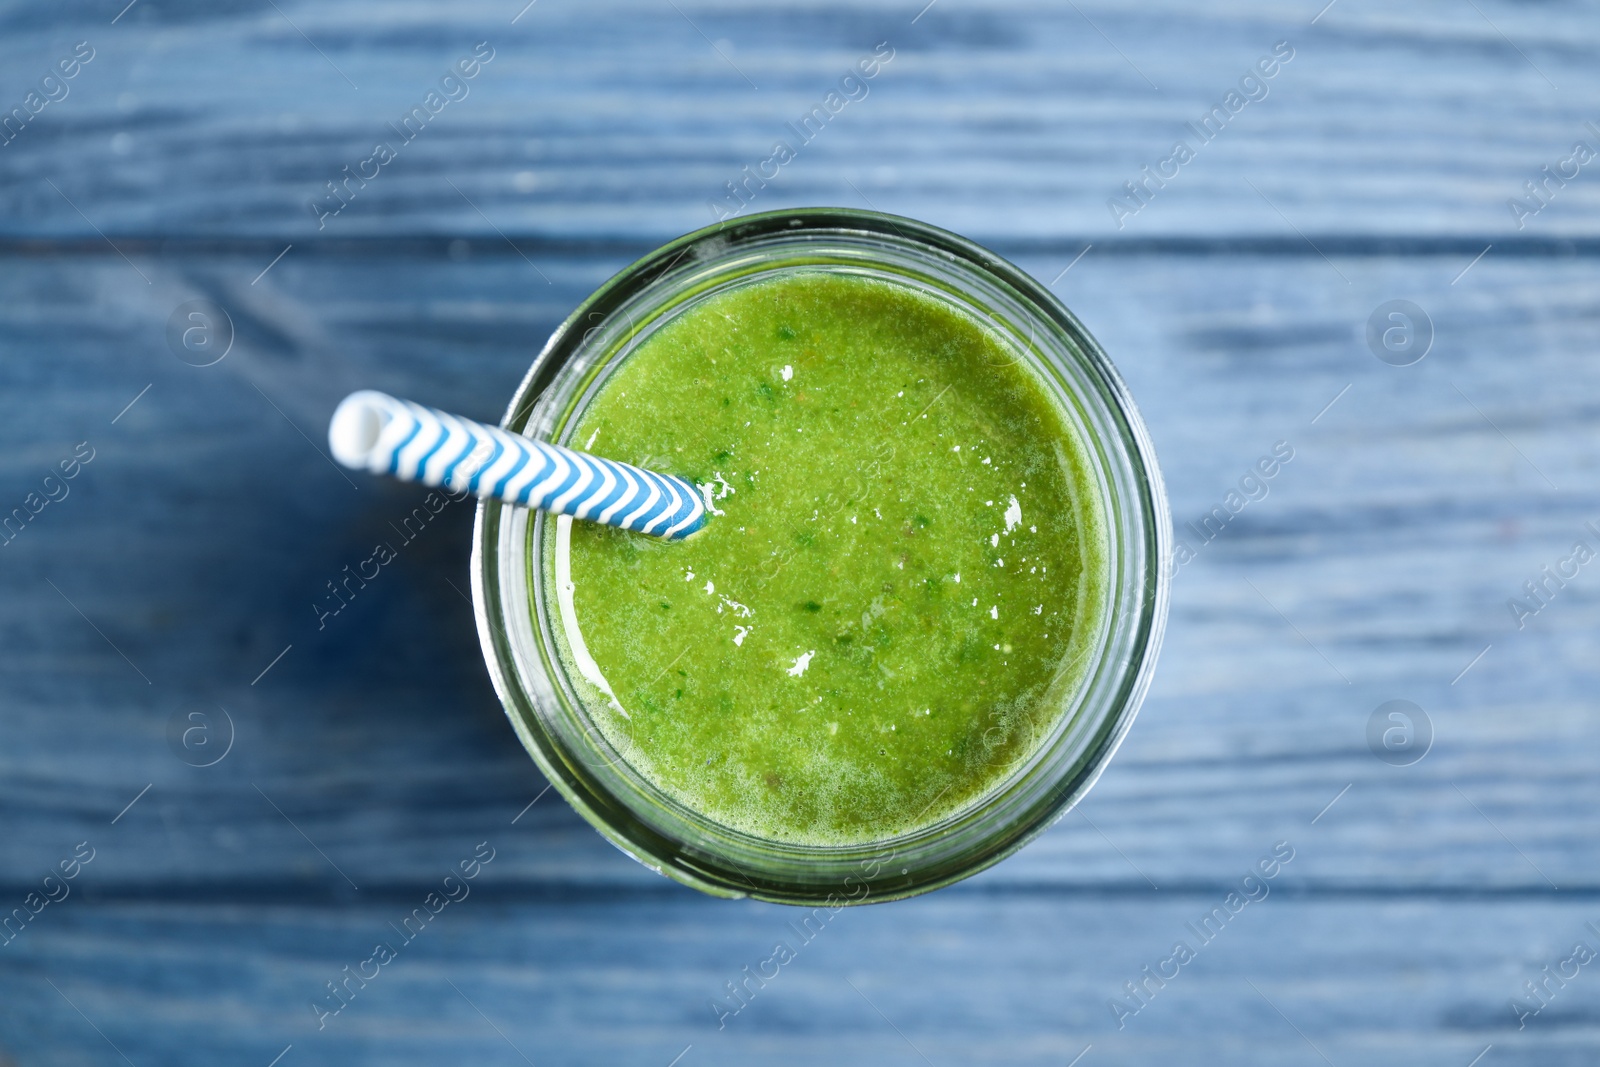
xmin=472 ymin=208 xmax=1170 ymax=904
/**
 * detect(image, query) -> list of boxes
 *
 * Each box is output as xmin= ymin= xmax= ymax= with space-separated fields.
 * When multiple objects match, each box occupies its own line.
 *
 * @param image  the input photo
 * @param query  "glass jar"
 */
xmin=472 ymin=208 xmax=1169 ymax=904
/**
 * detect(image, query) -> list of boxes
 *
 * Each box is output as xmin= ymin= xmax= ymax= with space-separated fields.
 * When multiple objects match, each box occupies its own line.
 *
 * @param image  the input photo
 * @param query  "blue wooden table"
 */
xmin=2 ymin=2 xmax=1598 ymax=1064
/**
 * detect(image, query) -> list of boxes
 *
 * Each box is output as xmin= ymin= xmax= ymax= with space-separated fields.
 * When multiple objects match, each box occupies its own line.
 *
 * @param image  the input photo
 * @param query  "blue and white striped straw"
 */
xmin=327 ymin=390 xmax=707 ymax=540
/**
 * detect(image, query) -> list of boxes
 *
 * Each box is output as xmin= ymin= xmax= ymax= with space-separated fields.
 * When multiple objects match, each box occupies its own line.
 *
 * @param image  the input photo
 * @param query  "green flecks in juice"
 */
xmin=547 ymin=270 xmax=1106 ymax=845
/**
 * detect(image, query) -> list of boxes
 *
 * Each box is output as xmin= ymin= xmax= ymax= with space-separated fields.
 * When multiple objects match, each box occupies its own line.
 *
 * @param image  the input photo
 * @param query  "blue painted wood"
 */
xmin=1 ymin=1 xmax=1599 ymax=1064
xmin=5 ymin=895 xmax=1598 ymax=1066
xmin=0 ymin=1 xmax=1597 ymax=240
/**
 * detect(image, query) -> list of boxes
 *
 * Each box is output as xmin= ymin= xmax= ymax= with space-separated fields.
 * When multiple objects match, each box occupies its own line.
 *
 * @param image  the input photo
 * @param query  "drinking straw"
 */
xmin=327 ymin=390 xmax=707 ymax=540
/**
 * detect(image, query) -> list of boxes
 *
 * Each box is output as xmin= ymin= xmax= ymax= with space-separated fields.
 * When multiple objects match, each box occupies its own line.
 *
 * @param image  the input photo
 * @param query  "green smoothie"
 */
xmin=546 ymin=270 xmax=1107 ymax=845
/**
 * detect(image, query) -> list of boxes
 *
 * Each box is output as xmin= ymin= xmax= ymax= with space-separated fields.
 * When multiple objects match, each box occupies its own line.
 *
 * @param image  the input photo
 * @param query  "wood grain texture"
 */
xmin=4 ymin=895 xmax=1598 ymax=1066
xmin=1 ymin=0 xmax=1599 ymax=239
xmin=2 ymin=248 xmax=1595 ymax=895
xmin=2 ymin=0 xmax=1599 ymax=1063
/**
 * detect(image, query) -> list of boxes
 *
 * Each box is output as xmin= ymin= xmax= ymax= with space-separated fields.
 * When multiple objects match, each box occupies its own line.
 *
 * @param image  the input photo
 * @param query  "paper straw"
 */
xmin=327 ymin=390 xmax=707 ymax=540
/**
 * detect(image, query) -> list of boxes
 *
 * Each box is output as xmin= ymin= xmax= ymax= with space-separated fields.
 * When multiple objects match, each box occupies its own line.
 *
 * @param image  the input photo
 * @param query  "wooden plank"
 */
xmin=1 ymin=1 xmax=1598 ymax=239
xmin=1 ymin=247 xmax=1594 ymax=895
xmin=0 ymin=894 xmax=1592 ymax=1065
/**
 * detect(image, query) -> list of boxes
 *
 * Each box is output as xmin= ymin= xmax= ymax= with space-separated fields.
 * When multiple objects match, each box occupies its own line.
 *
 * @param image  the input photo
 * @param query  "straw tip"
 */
xmin=329 ymin=390 xmax=394 ymax=469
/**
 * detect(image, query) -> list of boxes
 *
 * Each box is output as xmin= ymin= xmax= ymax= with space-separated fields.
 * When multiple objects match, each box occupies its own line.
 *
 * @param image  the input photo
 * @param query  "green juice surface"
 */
xmin=547 ymin=270 xmax=1106 ymax=845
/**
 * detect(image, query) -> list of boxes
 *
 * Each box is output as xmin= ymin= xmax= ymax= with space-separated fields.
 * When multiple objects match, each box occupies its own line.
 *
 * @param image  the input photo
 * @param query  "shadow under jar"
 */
xmin=473 ymin=208 xmax=1169 ymax=904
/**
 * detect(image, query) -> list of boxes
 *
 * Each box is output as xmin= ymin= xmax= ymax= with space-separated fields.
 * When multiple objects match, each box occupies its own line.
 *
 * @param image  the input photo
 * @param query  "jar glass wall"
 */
xmin=472 ymin=209 xmax=1169 ymax=904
